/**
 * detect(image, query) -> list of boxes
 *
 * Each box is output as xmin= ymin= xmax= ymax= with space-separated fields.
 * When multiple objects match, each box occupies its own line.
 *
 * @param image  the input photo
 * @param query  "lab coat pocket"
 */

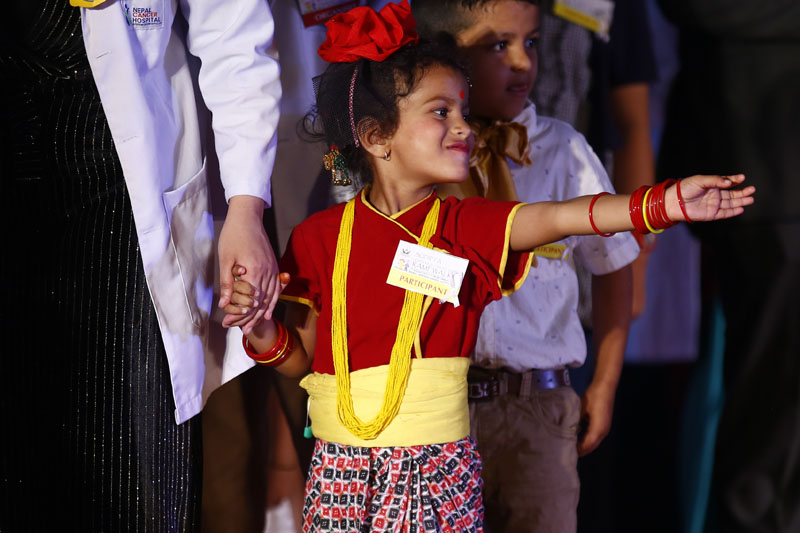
xmin=162 ymin=159 xmax=214 ymax=328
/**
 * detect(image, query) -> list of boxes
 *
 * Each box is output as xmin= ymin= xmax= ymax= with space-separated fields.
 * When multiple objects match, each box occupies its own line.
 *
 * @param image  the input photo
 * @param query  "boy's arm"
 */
xmin=578 ymin=265 xmax=632 ymax=456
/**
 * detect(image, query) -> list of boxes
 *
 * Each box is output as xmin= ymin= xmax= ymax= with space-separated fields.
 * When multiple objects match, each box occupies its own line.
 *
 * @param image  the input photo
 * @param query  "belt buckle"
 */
xmin=468 ymin=377 xmax=501 ymax=400
xmin=531 ymin=368 xmax=571 ymax=390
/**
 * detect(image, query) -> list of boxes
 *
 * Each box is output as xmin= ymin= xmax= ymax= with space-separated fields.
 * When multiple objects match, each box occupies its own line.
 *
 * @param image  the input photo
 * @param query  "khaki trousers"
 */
xmin=470 ymin=387 xmax=581 ymax=533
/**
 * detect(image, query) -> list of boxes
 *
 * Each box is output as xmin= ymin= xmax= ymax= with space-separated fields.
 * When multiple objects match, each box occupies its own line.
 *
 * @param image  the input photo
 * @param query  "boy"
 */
xmin=412 ymin=1 xmax=639 ymax=531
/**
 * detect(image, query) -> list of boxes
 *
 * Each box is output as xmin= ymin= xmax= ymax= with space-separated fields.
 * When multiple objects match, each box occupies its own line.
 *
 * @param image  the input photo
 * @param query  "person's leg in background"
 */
xmin=709 ymin=222 xmax=800 ymax=532
xmin=202 ymin=369 xmax=306 ymax=533
xmin=472 ymin=386 xmax=581 ymax=533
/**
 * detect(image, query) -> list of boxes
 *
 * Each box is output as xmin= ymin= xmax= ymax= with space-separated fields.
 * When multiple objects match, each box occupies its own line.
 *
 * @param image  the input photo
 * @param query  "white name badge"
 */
xmin=386 ymin=241 xmax=469 ymax=307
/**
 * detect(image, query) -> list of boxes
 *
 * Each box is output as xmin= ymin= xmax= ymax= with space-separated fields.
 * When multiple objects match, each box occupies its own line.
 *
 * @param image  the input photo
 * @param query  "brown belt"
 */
xmin=467 ymin=366 xmax=571 ymax=401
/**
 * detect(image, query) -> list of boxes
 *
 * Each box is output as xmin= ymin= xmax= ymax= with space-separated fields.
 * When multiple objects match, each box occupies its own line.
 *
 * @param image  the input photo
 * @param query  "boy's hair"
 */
xmin=412 ymin=0 xmax=539 ymax=40
xmin=305 ymin=38 xmax=468 ymax=185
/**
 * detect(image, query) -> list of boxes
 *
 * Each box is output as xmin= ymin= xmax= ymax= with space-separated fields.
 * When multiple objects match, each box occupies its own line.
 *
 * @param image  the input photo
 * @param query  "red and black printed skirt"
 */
xmin=302 ymin=437 xmax=484 ymax=532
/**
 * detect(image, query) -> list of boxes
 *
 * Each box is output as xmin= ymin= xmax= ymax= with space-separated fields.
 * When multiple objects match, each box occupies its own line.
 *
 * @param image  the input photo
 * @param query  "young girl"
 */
xmin=223 ymin=2 xmax=754 ymax=531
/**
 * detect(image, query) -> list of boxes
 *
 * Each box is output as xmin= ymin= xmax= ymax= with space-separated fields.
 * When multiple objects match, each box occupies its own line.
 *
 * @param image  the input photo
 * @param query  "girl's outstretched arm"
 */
xmin=510 ymin=174 xmax=755 ymax=252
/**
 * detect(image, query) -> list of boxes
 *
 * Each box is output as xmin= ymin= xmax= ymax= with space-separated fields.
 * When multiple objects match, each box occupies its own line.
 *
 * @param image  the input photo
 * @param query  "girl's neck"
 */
xmin=367 ymin=180 xmax=435 ymax=217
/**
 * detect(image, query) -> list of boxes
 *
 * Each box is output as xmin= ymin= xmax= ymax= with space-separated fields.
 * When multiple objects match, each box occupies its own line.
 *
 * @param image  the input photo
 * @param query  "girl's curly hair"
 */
xmin=303 ymin=37 xmax=469 ymax=187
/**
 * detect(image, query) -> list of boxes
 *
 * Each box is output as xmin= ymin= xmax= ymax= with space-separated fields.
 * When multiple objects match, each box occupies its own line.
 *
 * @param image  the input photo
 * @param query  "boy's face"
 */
xmin=455 ymin=1 xmax=539 ymax=121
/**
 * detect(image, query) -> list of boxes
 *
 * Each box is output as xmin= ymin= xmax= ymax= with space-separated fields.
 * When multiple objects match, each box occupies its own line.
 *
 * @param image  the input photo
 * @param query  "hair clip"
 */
xmin=323 ymin=145 xmax=352 ymax=186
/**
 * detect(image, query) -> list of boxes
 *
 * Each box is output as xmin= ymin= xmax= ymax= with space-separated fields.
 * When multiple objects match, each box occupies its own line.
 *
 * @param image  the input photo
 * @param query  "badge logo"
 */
xmin=123 ymin=1 xmax=164 ymax=30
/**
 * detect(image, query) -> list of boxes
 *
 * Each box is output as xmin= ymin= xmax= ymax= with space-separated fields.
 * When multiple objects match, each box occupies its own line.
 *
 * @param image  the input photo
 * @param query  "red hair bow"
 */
xmin=318 ymin=0 xmax=419 ymax=63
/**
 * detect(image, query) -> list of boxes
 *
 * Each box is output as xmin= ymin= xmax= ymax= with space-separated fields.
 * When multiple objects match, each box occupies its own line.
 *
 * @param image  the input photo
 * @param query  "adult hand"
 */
xmin=577 ymin=381 xmax=616 ymax=456
xmin=218 ymin=195 xmax=278 ymax=334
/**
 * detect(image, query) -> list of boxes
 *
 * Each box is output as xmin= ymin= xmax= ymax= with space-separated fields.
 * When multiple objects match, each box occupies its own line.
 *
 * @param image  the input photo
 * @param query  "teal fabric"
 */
xmin=678 ymin=300 xmax=726 ymax=533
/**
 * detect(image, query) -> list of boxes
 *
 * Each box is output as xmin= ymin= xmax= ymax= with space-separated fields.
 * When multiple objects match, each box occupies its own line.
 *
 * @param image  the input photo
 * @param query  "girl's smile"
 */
xmin=375 ymin=64 xmax=474 ymax=198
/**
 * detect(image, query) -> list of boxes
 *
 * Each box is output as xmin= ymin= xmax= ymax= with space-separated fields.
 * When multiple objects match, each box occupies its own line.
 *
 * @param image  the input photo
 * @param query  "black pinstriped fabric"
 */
xmin=0 ymin=2 xmax=201 ymax=531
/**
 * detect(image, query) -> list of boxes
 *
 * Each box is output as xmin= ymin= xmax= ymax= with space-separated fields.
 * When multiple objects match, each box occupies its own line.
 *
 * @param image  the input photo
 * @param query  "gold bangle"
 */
xmin=642 ymin=187 xmax=664 ymax=234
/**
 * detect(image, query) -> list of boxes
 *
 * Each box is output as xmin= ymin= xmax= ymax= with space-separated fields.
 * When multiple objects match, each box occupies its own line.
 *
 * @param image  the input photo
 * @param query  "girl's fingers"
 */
xmin=230 ymin=291 xmax=256 ymax=307
xmin=722 ymin=186 xmax=755 ymax=207
xmin=223 ymin=303 xmax=251 ymax=315
xmin=241 ymin=272 xmax=290 ymax=334
xmin=266 ymin=273 xmax=290 ymax=321
xmin=732 ymin=185 xmax=756 ymax=198
xmin=233 ymin=279 xmax=257 ymax=296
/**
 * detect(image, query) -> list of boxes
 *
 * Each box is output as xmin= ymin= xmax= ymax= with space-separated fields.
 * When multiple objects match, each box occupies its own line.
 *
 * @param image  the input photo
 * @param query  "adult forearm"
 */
xmin=610 ymin=84 xmax=655 ymax=194
xmin=609 ymin=83 xmax=654 ymax=317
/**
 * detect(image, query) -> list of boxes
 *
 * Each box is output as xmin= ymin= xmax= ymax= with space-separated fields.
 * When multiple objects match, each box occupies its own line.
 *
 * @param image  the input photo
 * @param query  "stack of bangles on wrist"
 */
xmin=589 ymin=179 xmax=692 ymax=238
xmin=242 ymin=320 xmax=294 ymax=366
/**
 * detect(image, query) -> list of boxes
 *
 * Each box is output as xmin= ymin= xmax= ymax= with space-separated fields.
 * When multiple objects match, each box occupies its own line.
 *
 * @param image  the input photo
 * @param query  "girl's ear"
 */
xmin=358 ymin=117 xmax=390 ymax=159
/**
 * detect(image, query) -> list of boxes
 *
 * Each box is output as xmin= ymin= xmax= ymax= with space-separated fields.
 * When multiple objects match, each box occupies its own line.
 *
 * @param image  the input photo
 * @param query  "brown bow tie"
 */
xmin=439 ymin=121 xmax=531 ymax=202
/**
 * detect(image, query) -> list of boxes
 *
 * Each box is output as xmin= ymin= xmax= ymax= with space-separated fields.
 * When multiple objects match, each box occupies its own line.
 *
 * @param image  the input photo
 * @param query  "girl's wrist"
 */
xmin=245 ymin=318 xmax=278 ymax=350
xmin=664 ymin=184 xmax=684 ymax=222
xmin=242 ymin=318 xmax=294 ymax=367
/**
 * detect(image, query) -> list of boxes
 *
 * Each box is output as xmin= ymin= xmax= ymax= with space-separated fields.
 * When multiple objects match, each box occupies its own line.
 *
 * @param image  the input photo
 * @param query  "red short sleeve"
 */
xmin=431 ymin=197 xmax=533 ymax=307
xmin=278 ymin=224 xmax=322 ymax=312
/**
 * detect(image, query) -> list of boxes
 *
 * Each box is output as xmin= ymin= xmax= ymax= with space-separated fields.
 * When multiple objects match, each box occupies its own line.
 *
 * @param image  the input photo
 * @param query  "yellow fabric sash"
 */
xmin=331 ymin=195 xmax=441 ymax=440
xmin=70 ymin=0 xmax=109 ymax=7
xmin=438 ymin=121 xmax=531 ymax=202
xmin=300 ymin=358 xmax=470 ymax=447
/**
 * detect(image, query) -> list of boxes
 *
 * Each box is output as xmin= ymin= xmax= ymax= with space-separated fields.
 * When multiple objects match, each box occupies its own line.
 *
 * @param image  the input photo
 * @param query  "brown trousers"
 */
xmin=470 ymin=387 xmax=581 ymax=533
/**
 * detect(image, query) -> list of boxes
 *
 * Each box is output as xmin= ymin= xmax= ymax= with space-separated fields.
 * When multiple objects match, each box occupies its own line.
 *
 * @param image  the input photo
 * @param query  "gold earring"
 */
xmin=384 ymin=150 xmax=391 ymax=161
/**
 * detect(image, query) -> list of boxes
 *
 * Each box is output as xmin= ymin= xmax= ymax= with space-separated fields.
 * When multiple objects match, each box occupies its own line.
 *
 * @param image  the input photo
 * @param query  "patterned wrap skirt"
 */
xmin=302 ymin=437 xmax=484 ymax=532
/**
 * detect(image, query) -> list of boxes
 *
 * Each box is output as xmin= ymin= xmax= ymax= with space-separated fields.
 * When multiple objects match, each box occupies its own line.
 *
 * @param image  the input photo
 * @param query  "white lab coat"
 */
xmin=79 ymin=0 xmax=280 ymax=424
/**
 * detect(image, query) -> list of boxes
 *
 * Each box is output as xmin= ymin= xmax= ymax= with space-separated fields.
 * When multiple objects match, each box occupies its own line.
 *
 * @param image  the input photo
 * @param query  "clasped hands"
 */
xmin=221 ymin=265 xmax=290 ymax=333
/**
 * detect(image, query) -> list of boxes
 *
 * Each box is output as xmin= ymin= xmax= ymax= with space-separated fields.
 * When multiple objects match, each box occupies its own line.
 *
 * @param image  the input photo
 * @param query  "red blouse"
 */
xmin=279 ymin=190 xmax=532 ymax=375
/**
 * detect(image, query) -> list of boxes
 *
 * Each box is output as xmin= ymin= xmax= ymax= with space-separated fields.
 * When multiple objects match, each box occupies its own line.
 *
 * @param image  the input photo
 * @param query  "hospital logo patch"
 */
xmin=122 ymin=1 xmax=164 ymax=30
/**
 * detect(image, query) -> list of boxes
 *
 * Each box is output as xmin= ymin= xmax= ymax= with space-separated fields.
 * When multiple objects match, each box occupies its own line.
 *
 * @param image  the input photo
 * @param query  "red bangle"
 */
xmin=655 ymin=179 xmax=676 ymax=228
xmin=589 ymin=192 xmax=615 ymax=237
xmin=242 ymin=320 xmax=294 ymax=367
xmin=644 ymin=180 xmax=678 ymax=232
xmin=629 ymin=185 xmax=650 ymax=234
xmin=676 ymin=179 xmax=693 ymax=223
xmin=255 ymin=334 xmax=294 ymax=367
xmin=649 ymin=181 xmax=665 ymax=228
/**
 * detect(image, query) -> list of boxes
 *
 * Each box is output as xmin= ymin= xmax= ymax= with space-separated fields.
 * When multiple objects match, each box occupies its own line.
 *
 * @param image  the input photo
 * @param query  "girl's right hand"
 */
xmin=222 ymin=270 xmax=291 ymax=332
